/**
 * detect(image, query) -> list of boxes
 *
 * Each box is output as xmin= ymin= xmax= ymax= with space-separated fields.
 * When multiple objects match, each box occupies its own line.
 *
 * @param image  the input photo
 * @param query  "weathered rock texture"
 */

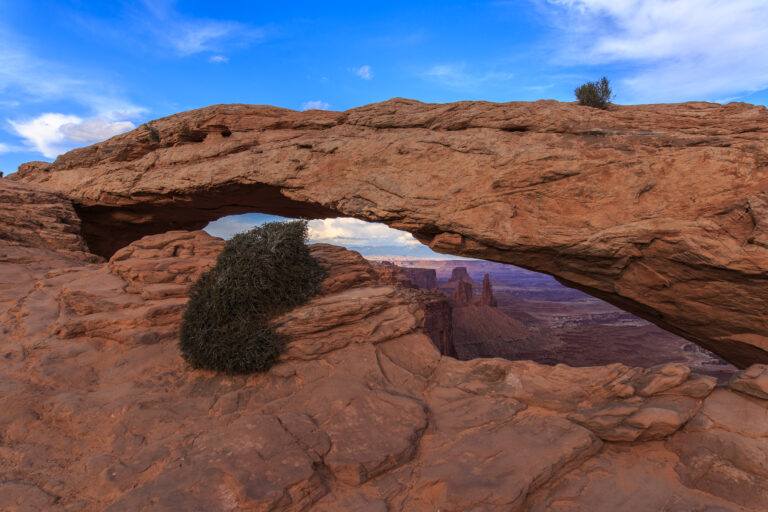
xmin=2 ymin=182 xmax=768 ymax=511
xmin=400 ymin=267 xmax=438 ymax=290
xmin=9 ymin=99 xmax=768 ymax=367
xmin=480 ymin=273 xmax=498 ymax=307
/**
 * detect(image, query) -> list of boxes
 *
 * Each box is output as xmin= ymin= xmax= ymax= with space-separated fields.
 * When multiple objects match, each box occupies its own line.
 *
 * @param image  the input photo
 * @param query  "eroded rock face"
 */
xmin=3 ymin=186 xmax=768 ymax=510
xmin=9 ymin=99 xmax=768 ymax=367
xmin=449 ymin=279 xmax=473 ymax=307
xmin=4 ymin=230 xmax=764 ymax=511
xmin=480 ymin=273 xmax=498 ymax=307
xmin=0 ymin=178 xmax=97 ymax=263
xmin=1 ymin=188 xmax=765 ymax=511
xmin=400 ymin=267 xmax=438 ymax=290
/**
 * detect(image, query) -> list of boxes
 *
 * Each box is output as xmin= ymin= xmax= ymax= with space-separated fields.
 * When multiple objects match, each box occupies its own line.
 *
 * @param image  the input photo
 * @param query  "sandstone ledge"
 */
xmin=2 ymin=223 xmax=767 ymax=510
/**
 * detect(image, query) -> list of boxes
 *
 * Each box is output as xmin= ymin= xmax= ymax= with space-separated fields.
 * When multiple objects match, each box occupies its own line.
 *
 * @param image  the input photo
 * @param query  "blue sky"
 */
xmin=2 ymin=0 xmax=768 ymax=256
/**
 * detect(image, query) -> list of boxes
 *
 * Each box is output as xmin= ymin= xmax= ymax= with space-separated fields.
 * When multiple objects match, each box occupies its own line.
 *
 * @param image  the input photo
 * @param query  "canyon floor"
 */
xmin=394 ymin=259 xmax=736 ymax=380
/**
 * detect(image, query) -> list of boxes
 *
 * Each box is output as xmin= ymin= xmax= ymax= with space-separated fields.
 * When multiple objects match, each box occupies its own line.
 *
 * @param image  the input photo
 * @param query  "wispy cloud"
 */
xmin=545 ymin=0 xmax=768 ymax=102
xmin=0 ymin=142 xmax=24 ymax=154
xmin=354 ymin=65 xmax=373 ymax=80
xmin=422 ymin=63 xmax=514 ymax=90
xmin=80 ymin=1 xmax=264 ymax=57
xmin=0 ymin=28 xmax=144 ymax=160
xmin=301 ymin=100 xmax=331 ymax=111
xmin=208 ymin=55 xmax=229 ymax=63
xmin=9 ymin=114 xmax=135 ymax=158
xmin=308 ymin=218 xmax=421 ymax=248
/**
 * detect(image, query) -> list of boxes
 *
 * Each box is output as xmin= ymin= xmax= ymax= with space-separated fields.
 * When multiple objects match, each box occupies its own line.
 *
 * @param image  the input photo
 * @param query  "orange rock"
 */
xmin=3 ymin=175 xmax=768 ymax=511
xmin=729 ymin=364 xmax=768 ymax=400
xmin=9 ymin=99 xmax=768 ymax=367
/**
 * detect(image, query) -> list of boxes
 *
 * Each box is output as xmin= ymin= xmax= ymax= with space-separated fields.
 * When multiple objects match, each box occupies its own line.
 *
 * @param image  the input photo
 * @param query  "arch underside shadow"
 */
xmin=76 ymin=183 xmax=340 ymax=258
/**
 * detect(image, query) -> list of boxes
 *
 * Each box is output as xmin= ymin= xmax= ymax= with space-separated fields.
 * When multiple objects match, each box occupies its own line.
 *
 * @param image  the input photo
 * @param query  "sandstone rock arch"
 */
xmin=10 ymin=98 xmax=768 ymax=367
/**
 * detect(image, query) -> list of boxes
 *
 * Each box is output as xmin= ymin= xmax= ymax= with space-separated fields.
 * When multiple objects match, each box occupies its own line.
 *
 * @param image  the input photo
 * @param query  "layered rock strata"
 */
xmin=400 ymin=267 xmax=438 ymax=290
xmin=2 ymin=181 xmax=767 ymax=510
xmin=8 ymin=99 xmax=768 ymax=367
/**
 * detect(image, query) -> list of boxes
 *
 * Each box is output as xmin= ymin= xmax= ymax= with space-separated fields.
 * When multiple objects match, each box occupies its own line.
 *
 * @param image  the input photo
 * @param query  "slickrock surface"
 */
xmin=728 ymin=363 xmax=768 ymax=400
xmin=9 ymin=99 xmax=768 ymax=367
xmin=2 ymin=185 xmax=767 ymax=511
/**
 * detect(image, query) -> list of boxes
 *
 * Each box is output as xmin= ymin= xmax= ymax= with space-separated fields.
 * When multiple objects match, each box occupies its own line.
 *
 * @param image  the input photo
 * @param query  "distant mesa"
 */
xmin=400 ymin=267 xmax=438 ymax=290
xmin=448 ymin=267 xmax=474 ymax=285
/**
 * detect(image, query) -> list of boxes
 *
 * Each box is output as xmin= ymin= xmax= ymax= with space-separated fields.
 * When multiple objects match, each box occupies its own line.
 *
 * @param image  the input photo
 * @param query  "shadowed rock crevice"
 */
xmin=75 ymin=182 xmax=339 ymax=258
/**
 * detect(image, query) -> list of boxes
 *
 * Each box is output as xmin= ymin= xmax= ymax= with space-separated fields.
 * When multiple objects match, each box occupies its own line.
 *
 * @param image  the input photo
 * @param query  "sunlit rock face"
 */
xmin=0 ymin=181 xmax=764 ymax=510
xmin=3 ymin=178 xmax=768 ymax=510
xmin=10 ymin=99 xmax=768 ymax=367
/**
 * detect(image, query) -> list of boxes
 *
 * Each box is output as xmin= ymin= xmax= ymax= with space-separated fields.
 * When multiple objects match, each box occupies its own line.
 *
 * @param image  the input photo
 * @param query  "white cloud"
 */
xmin=209 ymin=55 xmax=229 ymax=63
xmin=9 ymin=114 xmax=135 ymax=159
xmin=301 ymin=100 xmax=331 ymax=111
xmin=60 ymin=118 xmax=135 ymax=143
xmin=125 ymin=1 xmax=263 ymax=56
xmin=0 ymin=142 xmax=22 ymax=154
xmin=0 ymin=32 xmax=145 ymax=118
xmin=545 ymin=0 xmax=768 ymax=102
xmin=167 ymin=21 xmax=250 ymax=56
xmin=0 ymin=27 xmax=144 ymax=160
xmin=423 ymin=63 xmax=514 ymax=90
xmin=308 ymin=218 xmax=421 ymax=247
xmin=354 ymin=65 xmax=373 ymax=80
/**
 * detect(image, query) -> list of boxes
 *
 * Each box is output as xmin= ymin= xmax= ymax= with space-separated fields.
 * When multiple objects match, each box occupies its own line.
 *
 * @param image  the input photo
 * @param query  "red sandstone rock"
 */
xmin=108 ymin=230 xmax=224 ymax=298
xmin=372 ymin=261 xmax=415 ymax=289
xmin=448 ymin=266 xmax=473 ymax=284
xmin=10 ymin=99 xmax=768 ymax=367
xmin=0 ymin=178 xmax=98 ymax=263
xmin=451 ymin=304 xmax=558 ymax=360
xmin=449 ymin=279 xmax=473 ymax=306
xmin=479 ymin=272 xmax=498 ymax=307
xmin=3 ymin=178 xmax=768 ymax=511
xmin=305 ymin=243 xmax=380 ymax=294
xmin=729 ymin=364 xmax=768 ymax=400
xmin=399 ymin=267 xmax=438 ymax=290
xmin=413 ymin=291 xmax=455 ymax=358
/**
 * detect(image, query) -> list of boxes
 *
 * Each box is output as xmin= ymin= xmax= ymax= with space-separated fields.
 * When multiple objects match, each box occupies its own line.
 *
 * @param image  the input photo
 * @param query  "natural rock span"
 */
xmin=9 ymin=98 xmax=768 ymax=367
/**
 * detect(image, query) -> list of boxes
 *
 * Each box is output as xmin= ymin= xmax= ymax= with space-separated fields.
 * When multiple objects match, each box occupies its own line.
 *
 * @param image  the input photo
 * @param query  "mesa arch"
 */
xmin=10 ymin=98 xmax=768 ymax=368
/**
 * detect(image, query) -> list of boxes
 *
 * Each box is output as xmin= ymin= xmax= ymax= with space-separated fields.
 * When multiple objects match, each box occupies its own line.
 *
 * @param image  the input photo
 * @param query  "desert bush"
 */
xmin=179 ymin=220 xmax=326 ymax=374
xmin=574 ymin=77 xmax=614 ymax=109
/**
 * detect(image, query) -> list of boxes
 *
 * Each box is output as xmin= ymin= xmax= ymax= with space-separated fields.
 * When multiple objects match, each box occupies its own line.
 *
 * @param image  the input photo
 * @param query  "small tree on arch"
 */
xmin=574 ymin=77 xmax=614 ymax=109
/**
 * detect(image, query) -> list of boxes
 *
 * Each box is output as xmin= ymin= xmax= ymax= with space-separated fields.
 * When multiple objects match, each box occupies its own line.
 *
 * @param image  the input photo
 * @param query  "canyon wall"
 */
xmin=9 ymin=98 xmax=768 ymax=367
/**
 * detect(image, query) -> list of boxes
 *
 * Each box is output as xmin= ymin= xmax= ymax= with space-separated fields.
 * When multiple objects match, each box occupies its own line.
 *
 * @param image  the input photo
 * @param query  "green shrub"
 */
xmin=179 ymin=220 xmax=326 ymax=374
xmin=574 ymin=77 xmax=614 ymax=109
